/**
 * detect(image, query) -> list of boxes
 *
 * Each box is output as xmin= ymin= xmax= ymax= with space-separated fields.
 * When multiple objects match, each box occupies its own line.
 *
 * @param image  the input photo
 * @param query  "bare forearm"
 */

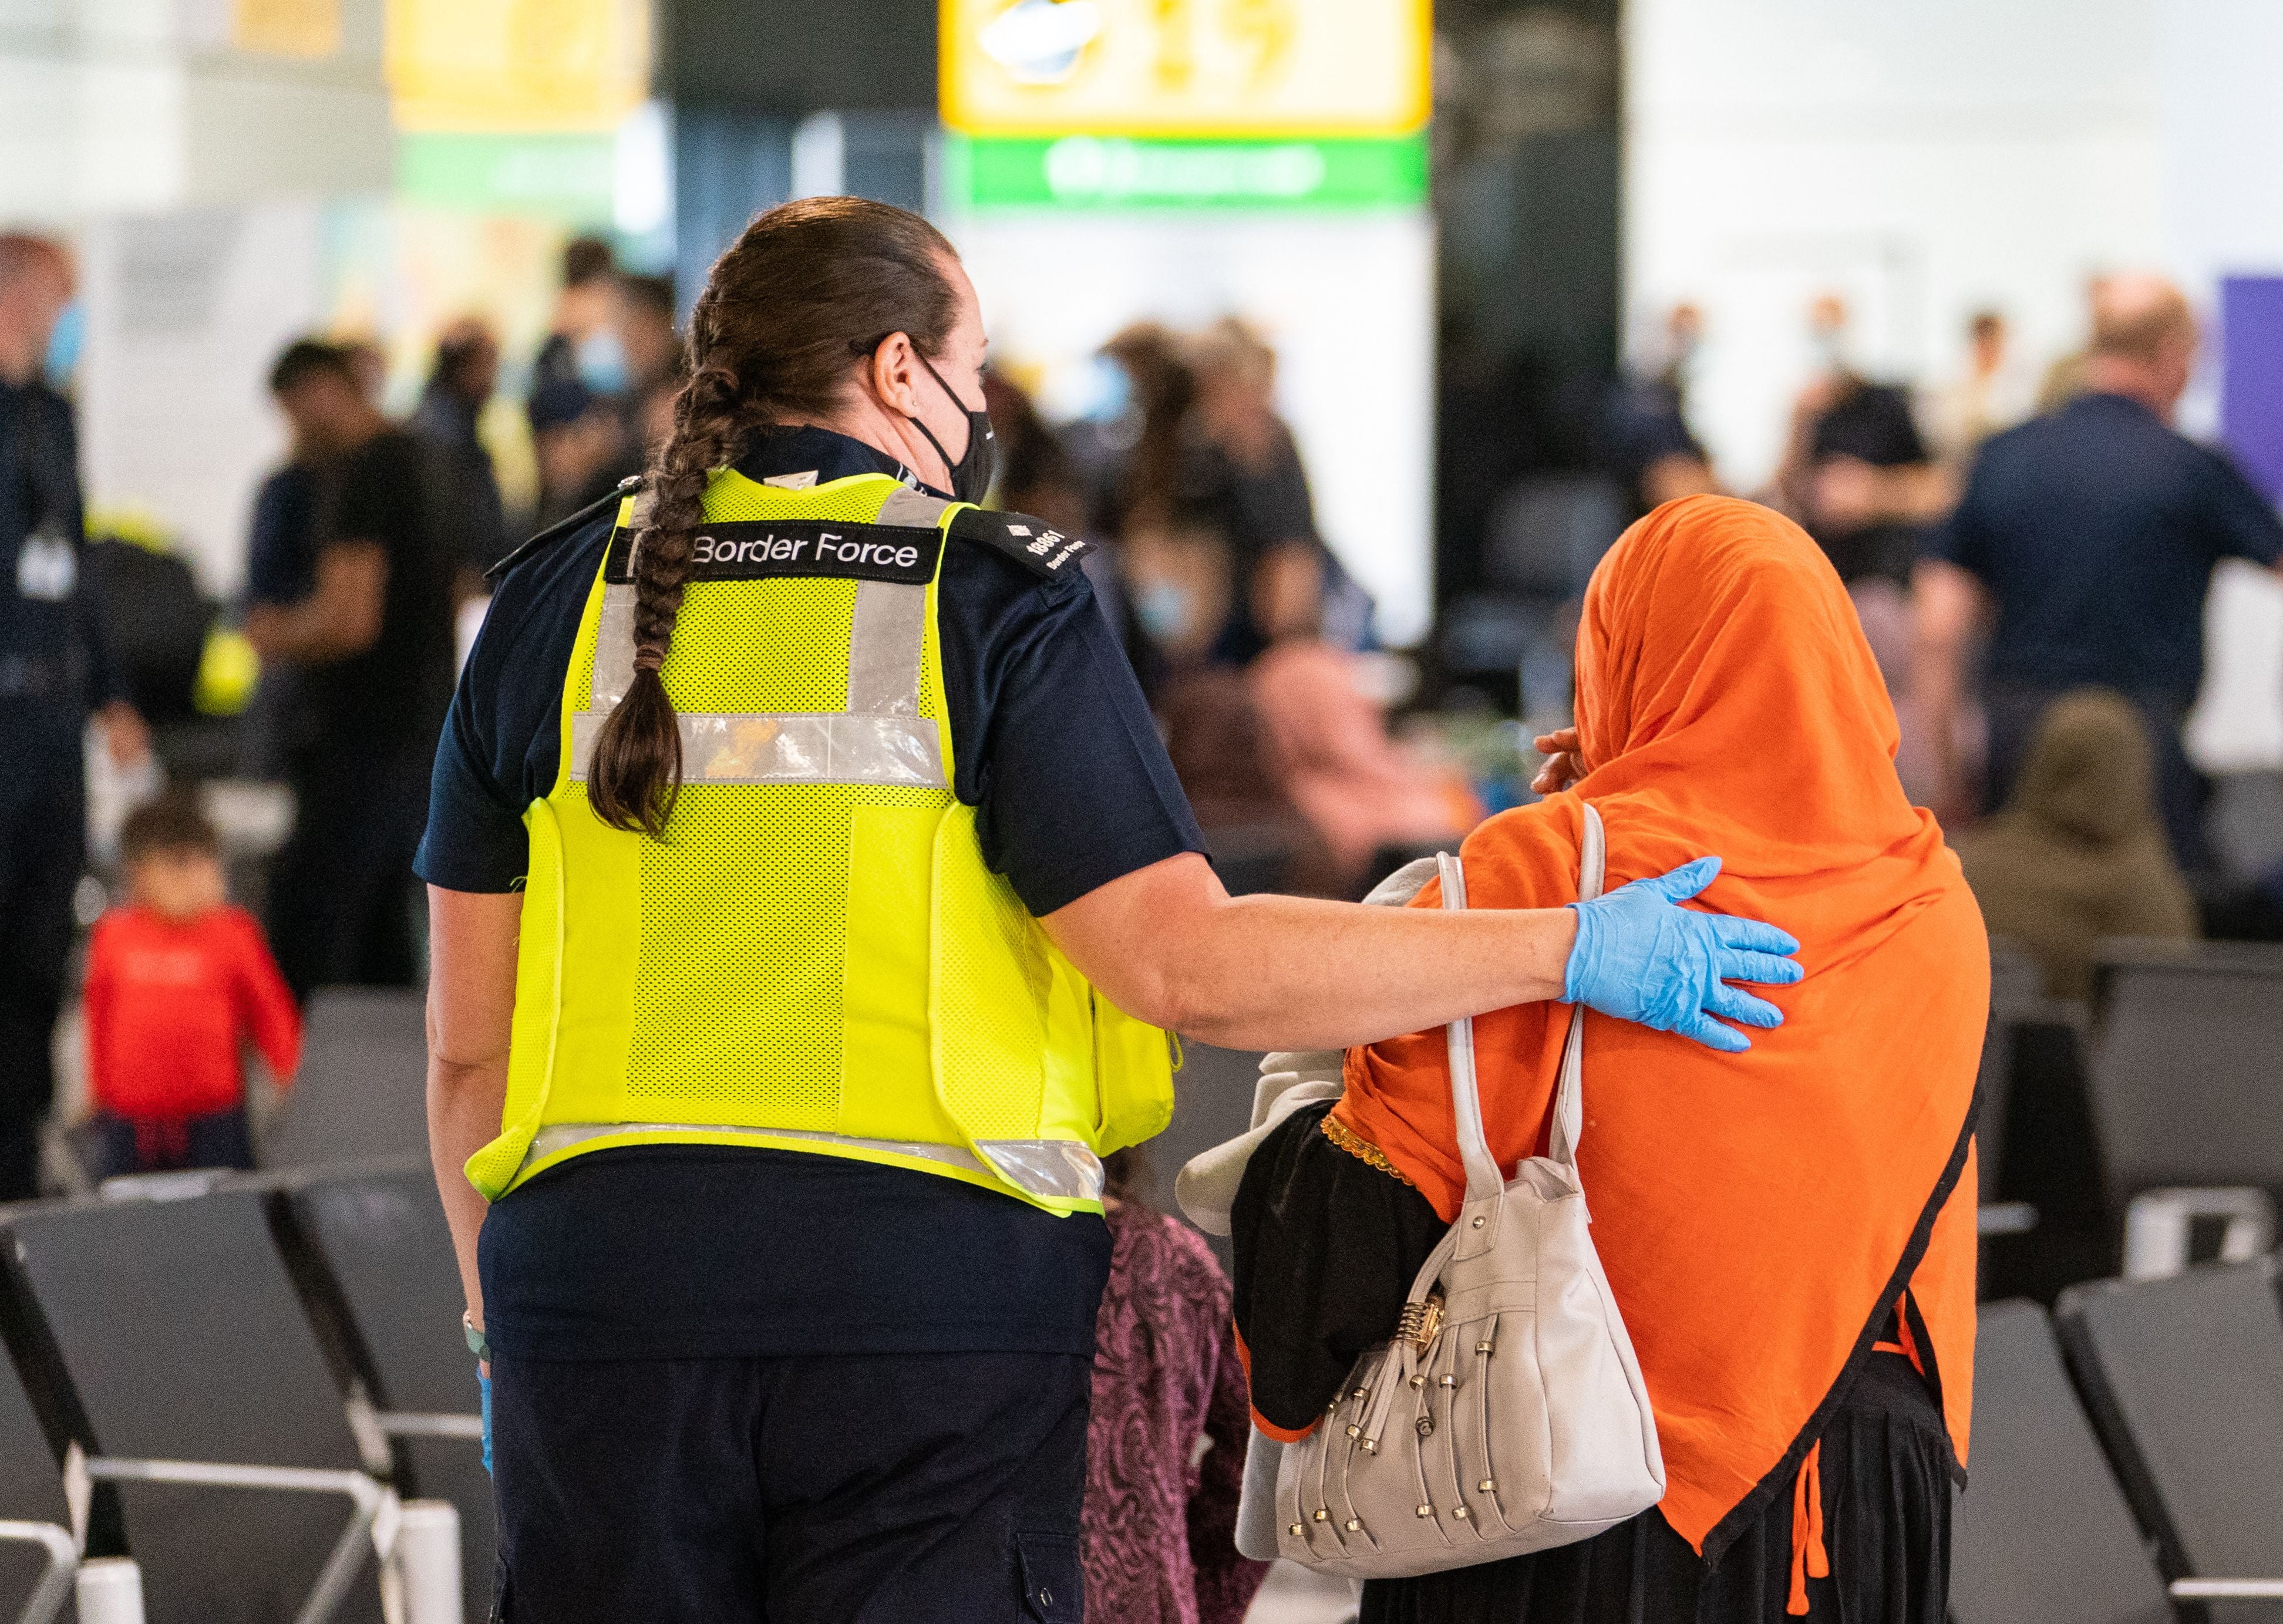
xmin=1145 ymin=893 xmax=1577 ymax=1051
xmin=244 ymin=543 xmax=385 ymax=663
xmin=427 ymin=1059 xmax=504 ymax=1332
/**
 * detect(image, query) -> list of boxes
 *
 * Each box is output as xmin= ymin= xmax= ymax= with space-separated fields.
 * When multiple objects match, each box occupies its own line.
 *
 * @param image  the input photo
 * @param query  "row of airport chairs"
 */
xmin=1956 ymin=1256 xmax=2283 ymax=1622
xmin=1978 ymin=938 xmax=2283 ymax=1279
xmin=0 ymin=1161 xmax=487 ymax=1624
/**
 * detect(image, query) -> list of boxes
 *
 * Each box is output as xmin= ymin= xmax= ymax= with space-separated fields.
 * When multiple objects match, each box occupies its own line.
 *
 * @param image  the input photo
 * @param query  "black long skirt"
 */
xmin=1357 ymin=1353 xmax=1954 ymax=1624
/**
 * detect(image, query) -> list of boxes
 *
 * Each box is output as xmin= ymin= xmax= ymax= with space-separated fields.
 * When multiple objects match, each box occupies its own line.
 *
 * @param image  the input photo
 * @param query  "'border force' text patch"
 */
xmin=604 ymin=520 xmax=942 ymax=586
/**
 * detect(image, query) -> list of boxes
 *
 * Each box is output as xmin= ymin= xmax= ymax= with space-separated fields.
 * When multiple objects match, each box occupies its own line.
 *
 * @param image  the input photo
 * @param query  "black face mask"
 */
xmin=910 ymin=353 xmax=998 ymax=506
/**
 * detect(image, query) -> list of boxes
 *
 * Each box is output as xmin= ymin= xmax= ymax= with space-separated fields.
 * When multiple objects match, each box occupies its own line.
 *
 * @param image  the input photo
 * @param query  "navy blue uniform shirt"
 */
xmin=1934 ymin=392 xmax=2283 ymax=698
xmin=0 ymin=376 xmax=118 ymax=715
xmin=415 ymin=426 xmax=1206 ymax=1359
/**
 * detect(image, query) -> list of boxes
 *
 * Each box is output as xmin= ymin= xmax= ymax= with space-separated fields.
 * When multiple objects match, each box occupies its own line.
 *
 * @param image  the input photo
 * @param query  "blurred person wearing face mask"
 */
xmin=1602 ymin=302 xmax=1721 ymax=520
xmin=413 ymin=318 xmax=511 ymax=578
xmin=528 ymin=248 xmax=645 ymax=530
xmin=0 ymin=231 xmax=149 ymax=1198
xmin=530 ymin=235 xmax=622 ymax=415
xmin=1915 ymin=274 xmax=2283 ymax=870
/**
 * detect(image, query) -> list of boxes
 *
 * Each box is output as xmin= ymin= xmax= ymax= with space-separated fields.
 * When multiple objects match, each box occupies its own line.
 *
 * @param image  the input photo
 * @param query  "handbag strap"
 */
xmin=1548 ymin=803 xmax=1607 ymax=1171
xmin=1435 ymin=852 xmax=1503 ymax=1204
xmin=1437 ymin=802 xmax=1608 ymax=1200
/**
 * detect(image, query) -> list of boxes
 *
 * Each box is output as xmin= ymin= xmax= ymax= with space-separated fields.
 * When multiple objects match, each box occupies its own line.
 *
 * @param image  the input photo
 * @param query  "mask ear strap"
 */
xmin=905 ymin=407 xmax=962 ymax=485
xmin=906 ymin=352 xmax=971 ymax=482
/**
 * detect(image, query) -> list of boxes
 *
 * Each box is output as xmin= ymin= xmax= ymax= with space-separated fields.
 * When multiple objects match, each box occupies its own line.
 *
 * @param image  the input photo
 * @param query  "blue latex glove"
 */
xmin=1565 ymin=857 xmax=1803 ymax=1053
xmin=480 ymin=1367 xmax=492 ymax=1477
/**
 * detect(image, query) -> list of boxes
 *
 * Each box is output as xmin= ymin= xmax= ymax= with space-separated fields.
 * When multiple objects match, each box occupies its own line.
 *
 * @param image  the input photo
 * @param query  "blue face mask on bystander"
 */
xmin=575 ymin=327 xmax=630 ymax=396
xmin=43 ymin=302 xmax=84 ymax=389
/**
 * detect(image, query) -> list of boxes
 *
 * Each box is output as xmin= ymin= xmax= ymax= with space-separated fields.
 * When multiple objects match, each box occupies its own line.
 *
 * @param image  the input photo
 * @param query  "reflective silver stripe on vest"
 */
xmin=573 ymin=486 xmax=954 ymax=789
xmin=570 ymin=709 xmax=943 ymax=785
xmin=523 ymin=1123 xmax=1104 ymax=1202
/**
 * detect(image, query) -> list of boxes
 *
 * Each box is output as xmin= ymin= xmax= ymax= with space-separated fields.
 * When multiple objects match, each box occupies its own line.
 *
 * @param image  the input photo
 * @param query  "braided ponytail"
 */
xmin=584 ymin=362 xmax=748 ymax=835
xmin=582 ymin=196 xmax=962 ymax=838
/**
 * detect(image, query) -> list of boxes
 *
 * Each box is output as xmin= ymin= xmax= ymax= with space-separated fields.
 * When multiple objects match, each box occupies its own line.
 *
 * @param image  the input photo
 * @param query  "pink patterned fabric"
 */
xmin=1085 ymin=1204 xmax=1271 ymax=1624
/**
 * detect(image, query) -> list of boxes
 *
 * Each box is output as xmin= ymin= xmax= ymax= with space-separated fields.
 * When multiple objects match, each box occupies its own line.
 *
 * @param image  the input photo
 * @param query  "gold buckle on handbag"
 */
xmin=1398 ymin=1291 xmax=1444 ymax=1352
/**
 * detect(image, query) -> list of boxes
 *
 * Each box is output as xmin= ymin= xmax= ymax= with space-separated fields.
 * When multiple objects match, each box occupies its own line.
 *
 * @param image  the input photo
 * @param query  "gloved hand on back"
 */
xmin=1565 ymin=857 xmax=1802 ymax=1053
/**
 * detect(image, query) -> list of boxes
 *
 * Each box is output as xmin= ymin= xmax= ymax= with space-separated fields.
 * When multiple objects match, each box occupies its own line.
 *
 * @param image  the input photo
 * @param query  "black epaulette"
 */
xmin=947 ymin=506 xmax=1092 ymax=581
xmin=484 ymin=475 xmax=643 ymax=584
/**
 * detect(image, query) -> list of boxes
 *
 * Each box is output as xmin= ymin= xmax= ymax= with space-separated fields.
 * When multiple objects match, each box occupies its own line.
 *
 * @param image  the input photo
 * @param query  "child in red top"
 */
xmin=83 ymin=794 xmax=301 ymax=1178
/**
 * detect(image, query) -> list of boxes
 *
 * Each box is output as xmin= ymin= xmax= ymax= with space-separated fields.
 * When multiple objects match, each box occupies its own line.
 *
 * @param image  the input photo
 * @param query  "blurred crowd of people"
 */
xmin=991 ymin=317 xmax=1480 ymax=898
xmin=234 ymin=236 xmax=686 ymax=1010
xmin=1583 ymin=274 xmax=2283 ymax=996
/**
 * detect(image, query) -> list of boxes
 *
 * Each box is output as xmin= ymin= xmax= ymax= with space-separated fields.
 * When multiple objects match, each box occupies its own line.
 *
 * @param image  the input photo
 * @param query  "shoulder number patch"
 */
xmin=948 ymin=507 xmax=1092 ymax=579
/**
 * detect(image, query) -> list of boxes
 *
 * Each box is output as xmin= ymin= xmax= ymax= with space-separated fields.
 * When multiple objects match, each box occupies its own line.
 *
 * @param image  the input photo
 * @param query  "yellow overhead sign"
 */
xmin=233 ymin=0 xmax=341 ymax=59
xmin=386 ymin=0 xmax=652 ymax=133
xmin=941 ymin=0 xmax=1431 ymax=137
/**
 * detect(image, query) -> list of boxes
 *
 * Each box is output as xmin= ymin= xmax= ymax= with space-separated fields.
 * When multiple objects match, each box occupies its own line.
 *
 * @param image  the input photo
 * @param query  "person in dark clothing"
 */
xmin=412 ymin=317 xmax=510 ymax=578
xmin=1778 ymin=296 xmax=1947 ymax=588
xmin=241 ymin=366 xmax=334 ymax=779
xmin=0 ymin=233 xmax=149 ymax=1200
xmin=1915 ymin=274 xmax=2283 ymax=871
xmin=247 ymin=339 xmax=457 ymax=1001
xmin=1186 ymin=318 xmax=1373 ymax=655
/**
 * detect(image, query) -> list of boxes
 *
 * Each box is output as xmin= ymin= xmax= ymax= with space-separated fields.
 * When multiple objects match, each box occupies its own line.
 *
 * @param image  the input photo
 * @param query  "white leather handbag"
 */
xmin=1269 ymin=804 xmax=1665 ymax=1579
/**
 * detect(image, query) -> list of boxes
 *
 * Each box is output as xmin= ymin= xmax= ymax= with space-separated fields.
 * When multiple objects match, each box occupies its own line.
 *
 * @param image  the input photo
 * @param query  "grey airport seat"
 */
xmin=281 ymin=1164 xmax=491 ymax=1622
xmin=2087 ymin=940 xmax=2283 ymax=1277
xmin=2056 ymin=1258 xmax=2283 ymax=1618
xmin=1951 ymin=1300 xmax=2173 ymax=1624
xmin=0 ymin=1327 xmax=79 ymax=1624
xmin=261 ymin=989 xmax=429 ymax=1171
xmin=1976 ymin=939 xmax=2053 ymax=1205
xmin=0 ymin=1188 xmax=390 ymax=1624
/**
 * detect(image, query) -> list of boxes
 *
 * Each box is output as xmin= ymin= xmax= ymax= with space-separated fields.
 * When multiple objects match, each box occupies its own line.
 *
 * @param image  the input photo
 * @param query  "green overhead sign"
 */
xmin=945 ymin=132 xmax=1427 ymax=211
xmin=395 ymin=132 xmax=617 ymax=222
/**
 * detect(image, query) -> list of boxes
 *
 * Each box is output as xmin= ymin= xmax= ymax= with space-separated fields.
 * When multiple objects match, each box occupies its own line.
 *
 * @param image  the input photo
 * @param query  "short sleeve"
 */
xmin=416 ymin=684 xmax=531 ymax=892
xmin=2197 ymin=447 xmax=2283 ymax=568
xmin=326 ymin=435 xmax=420 ymax=558
xmin=413 ymin=516 xmax=603 ymax=893
xmin=935 ymin=540 xmax=1207 ymax=918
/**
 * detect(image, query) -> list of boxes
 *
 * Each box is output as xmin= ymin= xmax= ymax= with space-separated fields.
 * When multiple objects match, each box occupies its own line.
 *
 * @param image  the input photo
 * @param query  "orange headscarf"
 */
xmin=1338 ymin=496 xmax=1983 ymax=1558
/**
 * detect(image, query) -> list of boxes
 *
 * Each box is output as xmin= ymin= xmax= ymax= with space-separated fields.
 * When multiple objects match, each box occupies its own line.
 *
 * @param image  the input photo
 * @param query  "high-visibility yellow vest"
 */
xmin=469 ymin=470 xmax=1175 ymax=1212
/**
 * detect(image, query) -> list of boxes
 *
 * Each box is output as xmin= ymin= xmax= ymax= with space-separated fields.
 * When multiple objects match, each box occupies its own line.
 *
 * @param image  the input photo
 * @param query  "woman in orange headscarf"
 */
xmin=1230 ymin=496 xmax=1983 ymax=1623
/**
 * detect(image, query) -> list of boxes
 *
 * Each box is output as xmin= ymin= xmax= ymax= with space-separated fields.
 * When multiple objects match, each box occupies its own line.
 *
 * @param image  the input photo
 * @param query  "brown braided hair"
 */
xmin=585 ymin=197 xmax=963 ymax=837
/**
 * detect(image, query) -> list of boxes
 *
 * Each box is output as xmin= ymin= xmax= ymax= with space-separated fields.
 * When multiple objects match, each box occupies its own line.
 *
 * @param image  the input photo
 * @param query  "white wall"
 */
xmin=78 ymin=205 xmax=331 ymax=592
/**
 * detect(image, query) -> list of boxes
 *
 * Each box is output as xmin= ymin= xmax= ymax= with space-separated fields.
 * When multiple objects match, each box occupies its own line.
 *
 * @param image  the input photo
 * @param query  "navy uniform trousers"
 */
xmin=489 ymin=1349 xmax=1090 ymax=1623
